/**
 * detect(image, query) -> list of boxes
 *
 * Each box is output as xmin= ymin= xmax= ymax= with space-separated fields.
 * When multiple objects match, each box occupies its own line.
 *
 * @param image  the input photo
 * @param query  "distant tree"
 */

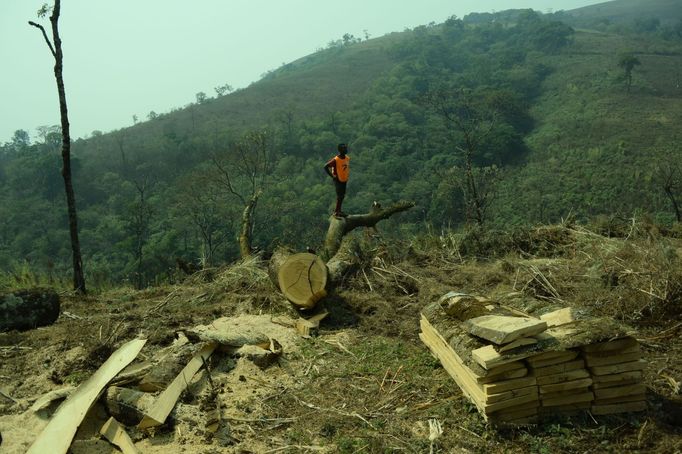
xmin=132 ymin=114 xmax=139 ymax=125
xmin=214 ymin=84 xmax=233 ymax=96
xmin=29 ymin=0 xmax=86 ymax=292
xmin=11 ymin=129 xmax=30 ymax=150
xmin=127 ymin=174 xmax=155 ymax=288
xmin=211 ymin=130 xmax=275 ymax=258
xmin=657 ymin=158 xmax=682 ymax=222
xmin=426 ymin=87 xmax=501 ymax=226
xmin=147 ymin=111 xmax=158 ymax=120
xmin=195 ymin=91 xmax=208 ymax=104
xmin=618 ymin=53 xmax=641 ymax=93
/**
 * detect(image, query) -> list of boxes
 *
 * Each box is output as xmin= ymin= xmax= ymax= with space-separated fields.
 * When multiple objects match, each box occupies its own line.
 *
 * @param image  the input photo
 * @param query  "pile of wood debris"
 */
xmin=420 ymin=292 xmax=646 ymax=425
xmin=1 ymin=313 xmax=324 ymax=453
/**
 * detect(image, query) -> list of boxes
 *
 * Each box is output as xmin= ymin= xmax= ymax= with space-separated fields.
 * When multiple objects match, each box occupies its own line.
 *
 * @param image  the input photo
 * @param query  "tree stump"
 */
xmin=0 ymin=288 xmax=60 ymax=332
xmin=274 ymin=252 xmax=328 ymax=309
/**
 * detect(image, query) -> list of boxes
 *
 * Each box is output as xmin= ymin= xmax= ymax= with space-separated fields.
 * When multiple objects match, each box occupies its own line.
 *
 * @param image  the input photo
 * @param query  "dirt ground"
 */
xmin=1 ymin=227 xmax=682 ymax=453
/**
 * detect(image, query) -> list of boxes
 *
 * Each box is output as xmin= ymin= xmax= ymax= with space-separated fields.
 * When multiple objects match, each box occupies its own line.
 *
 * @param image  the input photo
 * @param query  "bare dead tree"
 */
xmin=425 ymin=87 xmax=497 ymax=227
xmin=128 ymin=176 xmax=154 ymax=288
xmin=658 ymin=160 xmax=682 ymax=222
xmin=211 ymin=130 xmax=275 ymax=258
xmin=29 ymin=1 xmax=86 ymax=292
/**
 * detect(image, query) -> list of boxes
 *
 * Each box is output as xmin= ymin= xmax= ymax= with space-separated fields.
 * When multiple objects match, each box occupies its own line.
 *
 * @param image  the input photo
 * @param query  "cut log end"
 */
xmin=277 ymin=253 xmax=328 ymax=309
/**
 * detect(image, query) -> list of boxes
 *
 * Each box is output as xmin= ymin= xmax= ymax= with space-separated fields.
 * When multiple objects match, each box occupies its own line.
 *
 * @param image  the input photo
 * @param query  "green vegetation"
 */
xmin=1 ymin=3 xmax=681 ymax=288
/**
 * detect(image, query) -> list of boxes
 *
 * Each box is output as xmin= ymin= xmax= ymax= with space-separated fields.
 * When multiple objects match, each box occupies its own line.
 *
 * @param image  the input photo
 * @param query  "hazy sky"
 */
xmin=1 ymin=0 xmax=605 ymax=142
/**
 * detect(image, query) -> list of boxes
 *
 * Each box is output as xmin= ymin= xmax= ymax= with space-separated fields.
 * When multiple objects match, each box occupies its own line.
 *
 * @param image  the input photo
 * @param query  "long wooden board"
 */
xmin=138 ymin=342 xmax=216 ymax=429
xmin=464 ymin=315 xmax=547 ymax=345
xmin=593 ymin=384 xmax=647 ymax=400
xmin=471 ymin=345 xmax=534 ymax=370
xmin=27 ymin=338 xmax=146 ymax=454
xmin=482 ymin=377 xmax=537 ymax=395
xmin=527 ymin=350 xmax=579 ymax=368
xmin=532 ymin=359 xmax=585 ymax=377
xmin=536 ymin=369 xmax=590 ymax=386
xmin=478 ymin=367 xmax=528 ymax=384
xmin=100 ymin=417 xmax=139 ymax=454
xmin=540 ymin=378 xmax=593 ymax=394
xmin=591 ymin=371 xmax=643 ymax=388
xmin=584 ymin=351 xmax=641 ymax=368
xmin=486 ymin=386 xmax=537 ymax=404
xmin=541 ymin=391 xmax=593 ymax=407
xmin=590 ymin=359 xmax=646 ymax=376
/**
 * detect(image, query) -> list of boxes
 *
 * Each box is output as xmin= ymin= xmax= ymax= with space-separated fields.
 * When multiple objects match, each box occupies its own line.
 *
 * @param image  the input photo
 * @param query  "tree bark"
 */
xmin=320 ymin=200 xmax=415 ymax=261
xmin=239 ymin=190 xmax=262 ymax=258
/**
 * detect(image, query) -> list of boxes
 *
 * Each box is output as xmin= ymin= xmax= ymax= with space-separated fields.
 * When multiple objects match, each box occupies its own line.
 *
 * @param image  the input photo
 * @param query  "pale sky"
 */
xmin=0 ymin=0 xmax=605 ymax=142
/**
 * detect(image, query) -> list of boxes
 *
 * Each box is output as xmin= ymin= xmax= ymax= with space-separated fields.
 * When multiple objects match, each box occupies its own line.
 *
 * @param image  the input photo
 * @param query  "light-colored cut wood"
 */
xmin=591 ymin=401 xmax=646 ymax=415
xmin=584 ymin=351 xmax=641 ymax=368
xmin=532 ymin=359 xmax=585 ymax=377
xmin=477 ymin=367 xmax=528 ymax=384
xmin=30 ymin=386 xmax=75 ymax=412
xmin=498 ymin=337 xmax=538 ymax=353
xmin=464 ymin=315 xmax=547 ymax=345
xmin=526 ymin=350 xmax=579 ymax=368
xmin=482 ymin=377 xmax=537 ymax=395
xmin=100 ymin=417 xmax=139 ymax=454
xmin=295 ymin=311 xmax=328 ymax=336
xmin=581 ymin=336 xmax=637 ymax=353
xmin=593 ymin=383 xmax=647 ymax=400
xmin=486 ymin=392 xmax=541 ymax=414
xmin=541 ymin=391 xmax=593 ymax=407
xmin=540 ymin=308 xmax=578 ymax=327
xmin=590 ymin=359 xmax=646 ymax=376
xmin=536 ymin=369 xmax=590 ymax=386
xmin=472 ymin=345 xmax=533 ymax=370
xmin=485 ymin=386 xmax=537 ymax=404
xmin=138 ymin=343 xmax=216 ymax=430
xmin=540 ymin=378 xmax=593 ymax=394
xmin=592 ymin=371 xmax=643 ymax=386
xmin=27 ymin=338 xmax=147 ymax=454
xmin=277 ymin=253 xmax=328 ymax=309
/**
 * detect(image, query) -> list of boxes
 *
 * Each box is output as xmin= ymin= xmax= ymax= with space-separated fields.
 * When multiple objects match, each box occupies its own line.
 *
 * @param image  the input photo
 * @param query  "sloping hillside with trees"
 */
xmin=1 ymin=2 xmax=681 ymax=289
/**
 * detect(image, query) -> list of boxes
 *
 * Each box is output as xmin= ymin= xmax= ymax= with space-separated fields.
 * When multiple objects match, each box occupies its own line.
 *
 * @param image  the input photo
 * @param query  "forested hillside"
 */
xmin=1 ymin=2 xmax=681 ymax=288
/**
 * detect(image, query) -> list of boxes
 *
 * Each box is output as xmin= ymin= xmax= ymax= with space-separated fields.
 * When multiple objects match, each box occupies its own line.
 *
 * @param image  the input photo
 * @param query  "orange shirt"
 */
xmin=332 ymin=155 xmax=350 ymax=182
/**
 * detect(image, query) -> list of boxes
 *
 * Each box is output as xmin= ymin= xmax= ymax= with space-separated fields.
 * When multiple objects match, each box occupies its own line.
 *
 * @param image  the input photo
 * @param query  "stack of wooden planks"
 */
xmin=420 ymin=294 xmax=646 ymax=425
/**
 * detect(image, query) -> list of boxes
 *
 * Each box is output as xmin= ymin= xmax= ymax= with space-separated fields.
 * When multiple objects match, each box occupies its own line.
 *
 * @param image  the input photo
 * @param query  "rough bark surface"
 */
xmin=321 ymin=201 xmax=415 ymax=261
xmin=0 ymin=288 xmax=60 ymax=332
xmin=239 ymin=190 xmax=262 ymax=258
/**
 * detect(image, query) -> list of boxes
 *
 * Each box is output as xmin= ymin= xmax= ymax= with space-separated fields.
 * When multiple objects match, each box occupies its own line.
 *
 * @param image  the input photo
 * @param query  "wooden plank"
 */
xmin=27 ymin=338 xmax=146 ymax=454
xmin=485 ymin=386 xmax=537 ymax=404
xmin=464 ymin=315 xmax=547 ymax=345
xmin=138 ymin=343 xmax=216 ymax=429
xmin=584 ymin=351 xmax=641 ymax=368
xmin=593 ymin=384 xmax=647 ymax=400
xmin=532 ymin=359 xmax=585 ymax=377
xmin=536 ymin=369 xmax=590 ymax=386
xmin=582 ymin=344 xmax=639 ymax=358
xmin=540 ymin=378 xmax=593 ymax=394
xmin=493 ymin=406 xmax=539 ymax=422
xmin=593 ymin=394 xmax=646 ymax=406
xmin=590 ymin=359 xmax=646 ymax=376
xmin=477 ymin=367 xmax=528 ymax=384
xmin=482 ymin=377 xmax=537 ymax=395
xmin=591 ymin=401 xmax=646 ymax=415
xmin=540 ymin=308 xmax=578 ymax=328
xmin=471 ymin=345 xmax=534 ymax=370
xmin=100 ymin=417 xmax=139 ymax=454
xmin=419 ymin=319 xmax=487 ymax=414
xmin=498 ymin=337 xmax=538 ymax=353
xmin=581 ymin=336 xmax=638 ymax=353
xmin=592 ymin=371 xmax=643 ymax=388
xmin=485 ymin=392 xmax=541 ymax=414
xmin=540 ymin=402 xmax=591 ymax=413
xmin=541 ymin=391 xmax=593 ymax=407
xmin=526 ymin=350 xmax=579 ymax=368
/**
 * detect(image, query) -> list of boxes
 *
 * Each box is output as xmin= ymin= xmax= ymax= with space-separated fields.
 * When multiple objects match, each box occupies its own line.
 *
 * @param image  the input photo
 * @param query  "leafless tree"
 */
xmin=29 ymin=1 xmax=86 ymax=292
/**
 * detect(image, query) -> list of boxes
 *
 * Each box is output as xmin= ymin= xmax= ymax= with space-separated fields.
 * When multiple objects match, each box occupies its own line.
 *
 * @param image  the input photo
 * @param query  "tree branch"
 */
xmin=321 ymin=200 xmax=415 ymax=261
xmin=28 ymin=21 xmax=56 ymax=58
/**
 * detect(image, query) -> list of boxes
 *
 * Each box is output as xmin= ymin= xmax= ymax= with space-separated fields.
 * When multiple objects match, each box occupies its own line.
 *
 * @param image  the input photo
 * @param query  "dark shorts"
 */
xmin=334 ymin=179 xmax=347 ymax=198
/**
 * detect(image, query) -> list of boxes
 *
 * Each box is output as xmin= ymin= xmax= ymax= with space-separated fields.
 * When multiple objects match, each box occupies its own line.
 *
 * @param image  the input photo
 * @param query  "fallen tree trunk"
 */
xmin=0 ymin=288 xmax=60 ymax=332
xmin=320 ymin=200 xmax=415 ymax=261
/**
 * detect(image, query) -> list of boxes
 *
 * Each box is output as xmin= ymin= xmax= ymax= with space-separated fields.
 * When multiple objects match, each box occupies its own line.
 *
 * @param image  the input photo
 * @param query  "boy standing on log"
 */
xmin=324 ymin=143 xmax=350 ymax=217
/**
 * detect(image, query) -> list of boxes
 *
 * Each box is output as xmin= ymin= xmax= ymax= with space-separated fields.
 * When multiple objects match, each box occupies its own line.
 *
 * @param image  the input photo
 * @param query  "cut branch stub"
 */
xmin=277 ymin=253 xmax=328 ymax=309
